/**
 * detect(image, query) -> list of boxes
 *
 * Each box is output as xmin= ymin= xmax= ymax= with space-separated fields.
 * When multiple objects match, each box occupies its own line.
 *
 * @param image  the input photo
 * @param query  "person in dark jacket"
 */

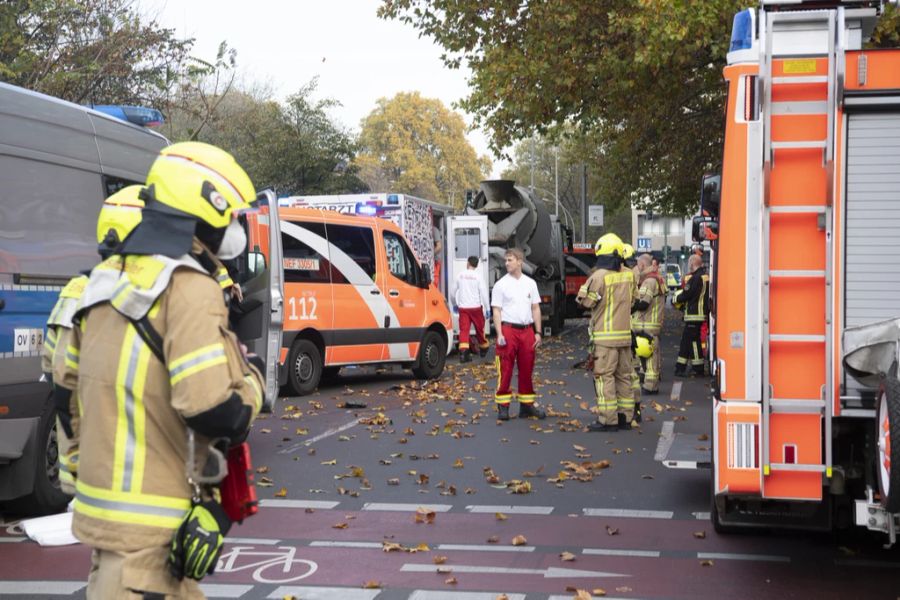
xmin=673 ymin=254 xmax=709 ymax=377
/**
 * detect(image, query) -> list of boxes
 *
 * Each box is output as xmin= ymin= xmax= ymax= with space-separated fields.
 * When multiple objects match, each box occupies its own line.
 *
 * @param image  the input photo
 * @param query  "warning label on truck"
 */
xmin=782 ymin=59 xmax=817 ymax=74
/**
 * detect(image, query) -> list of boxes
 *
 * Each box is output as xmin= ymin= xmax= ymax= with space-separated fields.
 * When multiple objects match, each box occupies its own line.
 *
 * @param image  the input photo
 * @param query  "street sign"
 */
xmin=588 ymin=205 xmax=604 ymax=227
xmin=637 ymin=236 xmax=652 ymax=251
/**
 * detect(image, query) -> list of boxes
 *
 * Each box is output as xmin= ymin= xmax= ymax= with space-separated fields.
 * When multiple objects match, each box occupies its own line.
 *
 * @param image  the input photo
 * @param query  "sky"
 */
xmin=144 ymin=0 xmax=507 ymax=176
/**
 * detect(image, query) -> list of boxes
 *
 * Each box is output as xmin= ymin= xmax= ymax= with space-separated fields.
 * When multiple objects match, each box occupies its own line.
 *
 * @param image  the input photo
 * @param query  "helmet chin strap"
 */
xmin=215 ymin=219 xmax=247 ymax=260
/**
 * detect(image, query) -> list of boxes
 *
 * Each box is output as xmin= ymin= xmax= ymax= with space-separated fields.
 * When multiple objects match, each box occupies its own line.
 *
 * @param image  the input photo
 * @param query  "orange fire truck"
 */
xmin=665 ymin=0 xmax=900 ymax=544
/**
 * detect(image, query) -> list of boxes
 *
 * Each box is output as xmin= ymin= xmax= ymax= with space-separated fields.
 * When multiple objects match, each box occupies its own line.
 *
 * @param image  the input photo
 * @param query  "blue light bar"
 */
xmin=356 ymin=203 xmax=378 ymax=216
xmin=387 ymin=194 xmax=400 ymax=205
xmin=90 ymin=105 xmax=165 ymax=127
xmin=730 ymin=9 xmax=754 ymax=53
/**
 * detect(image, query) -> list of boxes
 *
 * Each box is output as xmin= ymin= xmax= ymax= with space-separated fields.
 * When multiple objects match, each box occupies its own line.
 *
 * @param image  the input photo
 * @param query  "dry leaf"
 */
xmin=433 ymin=555 xmax=448 ymax=565
xmin=332 ymin=522 xmax=348 ymax=529
xmin=698 ymin=433 xmax=710 ymax=441
xmin=453 ymin=458 xmax=465 ymax=469
xmin=511 ymin=534 xmax=528 ymax=546
xmin=700 ymin=560 xmax=714 ymax=566
xmin=592 ymin=589 xmax=607 ymax=597
xmin=256 ymin=466 xmax=269 ymax=474
xmin=605 ymin=525 xmax=619 ymax=536
xmin=693 ymin=531 xmax=707 ymax=539
xmin=560 ymin=551 xmax=577 ymax=562
xmin=573 ymin=444 xmax=587 ymax=452
xmin=415 ymin=507 xmax=436 ymax=524
xmin=444 ymin=577 xmax=457 ymax=585
xmin=274 ymin=487 xmax=287 ymax=498
xmin=573 ymin=590 xmax=592 ymax=600
xmin=259 ymin=428 xmax=271 ymax=434
xmin=486 ymin=535 xmax=500 ymax=543
xmin=496 ymin=595 xmax=510 ymax=600
xmin=321 ymin=459 xmax=337 ymax=466
xmin=387 ymin=478 xmax=400 ymax=486
xmin=362 ymin=581 xmax=381 ymax=589
xmin=495 ymin=512 xmax=508 ymax=521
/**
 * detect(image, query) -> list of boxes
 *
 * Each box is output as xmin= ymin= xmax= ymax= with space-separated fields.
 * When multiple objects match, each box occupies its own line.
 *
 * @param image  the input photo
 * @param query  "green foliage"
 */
xmin=355 ymin=92 xmax=490 ymax=207
xmin=869 ymin=3 xmax=900 ymax=49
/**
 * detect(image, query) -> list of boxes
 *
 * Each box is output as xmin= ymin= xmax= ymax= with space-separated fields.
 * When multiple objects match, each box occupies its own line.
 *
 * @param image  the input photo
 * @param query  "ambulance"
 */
xmin=665 ymin=0 xmax=900 ymax=544
xmin=245 ymin=206 xmax=453 ymax=396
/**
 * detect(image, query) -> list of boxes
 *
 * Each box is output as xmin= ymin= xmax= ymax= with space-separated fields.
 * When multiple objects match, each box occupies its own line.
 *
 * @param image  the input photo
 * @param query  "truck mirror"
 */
xmin=420 ymin=265 xmax=432 ymax=288
xmin=692 ymin=215 xmax=719 ymax=242
xmin=700 ymin=173 xmax=721 ymax=220
xmin=248 ymin=251 xmax=266 ymax=278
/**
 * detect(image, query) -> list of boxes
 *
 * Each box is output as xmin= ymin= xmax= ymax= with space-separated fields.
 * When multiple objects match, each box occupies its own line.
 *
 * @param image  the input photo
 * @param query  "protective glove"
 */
xmin=167 ymin=500 xmax=232 ymax=581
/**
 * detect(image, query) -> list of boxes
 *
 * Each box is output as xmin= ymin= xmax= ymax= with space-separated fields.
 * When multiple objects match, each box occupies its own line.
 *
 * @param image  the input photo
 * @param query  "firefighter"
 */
xmin=57 ymin=142 xmax=265 ymax=599
xmin=673 ymin=253 xmax=709 ymax=377
xmin=451 ymin=255 xmax=490 ymax=362
xmin=44 ymin=186 xmax=145 ymax=495
xmin=491 ymin=247 xmax=547 ymax=421
xmin=632 ymin=253 xmax=666 ymax=395
xmin=577 ymin=233 xmax=638 ymax=431
xmin=621 ymin=244 xmax=643 ymax=423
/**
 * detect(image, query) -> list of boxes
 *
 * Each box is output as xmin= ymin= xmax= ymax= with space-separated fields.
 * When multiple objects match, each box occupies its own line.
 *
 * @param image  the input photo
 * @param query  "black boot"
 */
xmin=641 ymin=388 xmax=659 ymax=396
xmin=518 ymin=403 xmax=546 ymax=420
xmin=617 ymin=413 xmax=632 ymax=430
xmin=479 ymin=346 xmax=489 ymax=358
xmin=589 ymin=421 xmax=618 ymax=432
xmin=674 ymin=367 xmax=688 ymax=378
xmin=497 ymin=404 xmax=510 ymax=421
xmin=634 ymin=403 xmax=642 ymax=424
xmin=460 ymin=350 xmax=471 ymax=363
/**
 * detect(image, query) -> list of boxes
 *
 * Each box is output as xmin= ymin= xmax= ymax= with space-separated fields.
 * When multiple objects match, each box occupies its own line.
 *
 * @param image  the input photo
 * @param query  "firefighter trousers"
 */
xmin=87 ymin=546 xmax=204 ymax=599
xmin=640 ymin=333 xmax=661 ymax=392
xmin=458 ymin=307 xmax=488 ymax=352
xmin=593 ymin=346 xmax=634 ymax=425
xmin=495 ymin=324 xmax=536 ymax=404
xmin=676 ymin=323 xmax=705 ymax=375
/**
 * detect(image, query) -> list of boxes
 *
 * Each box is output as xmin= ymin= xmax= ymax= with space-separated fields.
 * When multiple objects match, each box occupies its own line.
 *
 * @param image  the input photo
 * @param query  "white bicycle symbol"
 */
xmin=216 ymin=545 xmax=318 ymax=584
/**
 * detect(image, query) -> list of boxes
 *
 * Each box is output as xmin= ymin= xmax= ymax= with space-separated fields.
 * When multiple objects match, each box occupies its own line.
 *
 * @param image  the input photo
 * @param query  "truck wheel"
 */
xmin=5 ymin=393 xmax=71 ymax=516
xmin=412 ymin=331 xmax=446 ymax=380
xmin=875 ymin=366 xmax=900 ymax=512
xmin=287 ymin=339 xmax=323 ymax=396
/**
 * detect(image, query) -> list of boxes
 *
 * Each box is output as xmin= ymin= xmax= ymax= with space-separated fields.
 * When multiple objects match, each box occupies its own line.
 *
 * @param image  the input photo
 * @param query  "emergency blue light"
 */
xmin=387 ymin=194 xmax=400 ymax=205
xmin=90 ymin=105 xmax=165 ymax=127
xmin=356 ymin=203 xmax=378 ymax=216
xmin=729 ymin=9 xmax=754 ymax=53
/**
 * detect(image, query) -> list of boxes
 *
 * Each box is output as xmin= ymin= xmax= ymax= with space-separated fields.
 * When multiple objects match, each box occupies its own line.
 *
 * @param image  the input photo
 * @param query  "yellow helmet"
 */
xmin=635 ymin=334 xmax=653 ymax=359
xmin=145 ymin=141 xmax=256 ymax=229
xmin=622 ymin=244 xmax=635 ymax=260
xmin=96 ymin=185 xmax=144 ymax=248
xmin=594 ymin=233 xmax=624 ymax=257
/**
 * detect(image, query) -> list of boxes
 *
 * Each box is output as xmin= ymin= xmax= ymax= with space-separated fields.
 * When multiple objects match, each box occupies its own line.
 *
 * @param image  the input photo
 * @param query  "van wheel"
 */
xmin=287 ymin=339 xmax=323 ymax=396
xmin=412 ymin=331 xmax=446 ymax=380
xmin=5 ymin=393 xmax=71 ymax=516
xmin=875 ymin=364 xmax=900 ymax=512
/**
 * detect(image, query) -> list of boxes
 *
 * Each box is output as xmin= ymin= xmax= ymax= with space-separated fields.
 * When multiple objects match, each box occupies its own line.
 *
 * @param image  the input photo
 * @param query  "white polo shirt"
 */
xmin=452 ymin=269 xmax=489 ymax=309
xmin=491 ymin=273 xmax=540 ymax=325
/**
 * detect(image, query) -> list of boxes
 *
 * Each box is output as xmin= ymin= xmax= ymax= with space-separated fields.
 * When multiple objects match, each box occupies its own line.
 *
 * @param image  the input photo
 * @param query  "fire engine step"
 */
xmin=770 ymin=334 xmax=827 ymax=343
xmin=771 ymin=140 xmax=827 ymax=150
xmin=772 ymin=75 xmax=828 ymax=85
xmin=769 ymin=270 xmax=826 ymax=277
xmin=769 ymin=205 xmax=827 ymax=214
xmin=769 ymin=398 xmax=825 ymax=414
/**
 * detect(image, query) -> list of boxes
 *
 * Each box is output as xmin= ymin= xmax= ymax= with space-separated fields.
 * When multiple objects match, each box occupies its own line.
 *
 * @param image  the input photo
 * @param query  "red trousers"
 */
xmin=458 ymin=307 xmax=488 ymax=351
xmin=495 ymin=324 xmax=536 ymax=405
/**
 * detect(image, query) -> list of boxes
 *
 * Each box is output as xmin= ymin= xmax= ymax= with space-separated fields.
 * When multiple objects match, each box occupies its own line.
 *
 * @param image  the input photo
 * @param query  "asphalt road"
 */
xmin=2 ymin=309 xmax=899 ymax=599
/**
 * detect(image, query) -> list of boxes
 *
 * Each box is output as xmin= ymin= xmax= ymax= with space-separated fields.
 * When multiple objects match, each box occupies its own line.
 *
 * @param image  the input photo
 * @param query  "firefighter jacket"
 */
xmin=44 ymin=274 xmax=88 ymax=493
xmin=58 ymin=243 xmax=263 ymax=552
xmin=576 ymin=267 xmax=638 ymax=348
xmin=673 ymin=266 xmax=709 ymax=323
xmin=632 ymin=268 xmax=666 ymax=335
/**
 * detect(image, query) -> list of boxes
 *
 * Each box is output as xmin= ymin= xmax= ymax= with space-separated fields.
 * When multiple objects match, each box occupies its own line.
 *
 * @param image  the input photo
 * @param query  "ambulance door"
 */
xmin=233 ymin=189 xmax=284 ymax=412
xmin=446 ymin=215 xmax=489 ymax=339
xmin=324 ymin=222 xmax=387 ymax=364
xmin=380 ymin=228 xmax=425 ymax=361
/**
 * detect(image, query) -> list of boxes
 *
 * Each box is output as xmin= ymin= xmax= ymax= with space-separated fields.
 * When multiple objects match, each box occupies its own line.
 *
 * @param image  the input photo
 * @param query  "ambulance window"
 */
xmin=281 ymin=221 xmax=331 ymax=284
xmin=325 ymin=224 xmax=377 ymax=281
xmin=454 ymin=227 xmax=481 ymax=260
xmin=383 ymin=231 xmax=417 ymax=285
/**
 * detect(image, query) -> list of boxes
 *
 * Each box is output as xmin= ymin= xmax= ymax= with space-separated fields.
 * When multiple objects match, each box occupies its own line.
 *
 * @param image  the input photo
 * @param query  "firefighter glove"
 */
xmin=168 ymin=500 xmax=232 ymax=581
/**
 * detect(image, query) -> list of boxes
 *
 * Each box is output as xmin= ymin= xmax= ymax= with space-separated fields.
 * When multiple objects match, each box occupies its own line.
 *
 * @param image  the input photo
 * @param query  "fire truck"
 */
xmin=665 ymin=0 xmax=900 ymax=544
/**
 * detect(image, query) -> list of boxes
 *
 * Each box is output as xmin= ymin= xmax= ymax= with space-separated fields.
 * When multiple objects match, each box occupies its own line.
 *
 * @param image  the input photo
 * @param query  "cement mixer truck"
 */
xmin=467 ymin=180 xmax=567 ymax=335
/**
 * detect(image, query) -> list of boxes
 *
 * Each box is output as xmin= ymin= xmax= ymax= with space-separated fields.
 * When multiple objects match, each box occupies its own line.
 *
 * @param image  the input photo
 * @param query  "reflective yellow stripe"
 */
xmin=75 ymin=480 xmax=190 ymax=529
xmin=169 ymin=343 xmax=227 ymax=386
xmin=216 ymin=267 xmax=234 ymax=290
xmin=44 ymin=329 xmax=58 ymax=352
xmin=65 ymin=344 xmax=79 ymax=370
xmin=245 ymin=374 xmax=262 ymax=413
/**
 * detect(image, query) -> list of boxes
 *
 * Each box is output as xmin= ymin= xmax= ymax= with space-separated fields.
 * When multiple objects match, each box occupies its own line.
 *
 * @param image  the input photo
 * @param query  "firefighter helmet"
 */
xmin=594 ymin=233 xmax=624 ymax=257
xmin=635 ymin=334 xmax=653 ymax=359
xmin=144 ymin=141 xmax=256 ymax=230
xmin=96 ymin=185 xmax=144 ymax=253
xmin=622 ymin=244 xmax=635 ymax=260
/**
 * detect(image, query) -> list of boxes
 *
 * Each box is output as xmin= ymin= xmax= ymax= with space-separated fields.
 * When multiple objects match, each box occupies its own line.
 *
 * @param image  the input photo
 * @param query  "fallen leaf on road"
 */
xmin=295 ymin=428 xmax=308 ymax=435
xmin=605 ymin=526 xmax=619 ymax=536
xmin=572 ymin=590 xmax=591 ymax=600
xmin=332 ymin=522 xmax=348 ymax=529
xmin=615 ymin=587 xmax=632 ymax=593
xmin=256 ymin=466 xmax=269 ymax=474
xmin=700 ymin=560 xmax=714 ymax=567
xmin=693 ymin=531 xmax=707 ymax=539
xmin=560 ymin=551 xmax=577 ymax=561
xmin=415 ymin=507 xmax=436 ymax=524
xmin=698 ymin=433 xmax=709 ymax=441
xmin=573 ymin=444 xmax=587 ymax=452
xmin=511 ymin=535 xmax=528 ymax=546
xmin=529 ymin=440 xmax=541 ymax=445
xmin=592 ymin=589 xmax=607 ymax=597
xmin=496 ymin=595 xmax=509 ymax=600
xmin=304 ymin=508 xmax=314 ymax=514
xmin=418 ymin=473 xmax=430 ymax=485
xmin=259 ymin=428 xmax=271 ymax=434
xmin=495 ymin=512 xmax=508 ymax=521
xmin=321 ymin=459 xmax=337 ymax=466
xmin=362 ymin=581 xmax=381 ymax=589
xmin=453 ymin=458 xmax=465 ymax=469
xmin=433 ymin=555 xmax=448 ymax=564
xmin=487 ymin=535 xmax=500 ymax=543
xmin=444 ymin=577 xmax=457 ymax=585
xmin=274 ymin=487 xmax=287 ymax=498
xmin=642 ymin=474 xmax=654 ymax=480
xmin=387 ymin=478 xmax=400 ymax=486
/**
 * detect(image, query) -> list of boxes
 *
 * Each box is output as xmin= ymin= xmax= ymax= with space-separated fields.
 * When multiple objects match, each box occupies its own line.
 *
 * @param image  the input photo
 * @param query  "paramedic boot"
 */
xmin=518 ymin=403 xmax=546 ymax=420
xmin=618 ymin=412 xmax=632 ymax=430
xmin=497 ymin=404 xmax=510 ymax=421
xmin=588 ymin=420 xmax=618 ymax=432
xmin=460 ymin=349 xmax=471 ymax=363
xmin=479 ymin=346 xmax=489 ymax=358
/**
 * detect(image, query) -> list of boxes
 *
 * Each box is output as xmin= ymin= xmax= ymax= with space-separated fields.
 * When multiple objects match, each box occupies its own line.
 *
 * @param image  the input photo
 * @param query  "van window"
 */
xmin=325 ymin=224 xmax=376 ymax=281
xmin=454 ymin=227 xmax=481 ymax=260
xmin=383 ymin=231 xmax=419 ymax=285
xmin=281 ymin=221 xmax=332 ymax=284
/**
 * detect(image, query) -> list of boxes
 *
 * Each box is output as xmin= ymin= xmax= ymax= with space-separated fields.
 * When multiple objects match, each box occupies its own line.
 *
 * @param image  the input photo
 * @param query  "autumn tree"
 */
xmin=355 ymin=92 xmax=490 ymax=208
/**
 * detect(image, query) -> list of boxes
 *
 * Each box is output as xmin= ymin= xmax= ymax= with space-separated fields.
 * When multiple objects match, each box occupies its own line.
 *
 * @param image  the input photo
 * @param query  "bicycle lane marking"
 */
xmin=215 ymin=545 xmax=318 ymax=584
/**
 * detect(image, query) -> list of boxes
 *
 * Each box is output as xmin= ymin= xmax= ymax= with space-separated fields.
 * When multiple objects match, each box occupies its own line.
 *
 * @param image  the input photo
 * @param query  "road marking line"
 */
xmin=583 ymin=508 xmax=674 ymax=519
xmin=698 ymin=552 xmax=790 ymax=563
xmin=199 ymin=583 xmax=254 ymax=598
xmin=583 ymin=548 xmax=661 ymax=558
xmin=654 ymin=421 xmax=676 ymax=462
xmin=0 ymin=582 xmax=86 ymax=594
xmin=260 ymin=499 xmax=340 ymax=510
xmin=549 ymin=596 xmax=634 ymax=600
xmin=309 ymin=541 xmax=383 ymax=549
xmin=671 ymin=381 xmax=683 ymax=402
xmin=279 ymin=419 xmax=359 ymax=455
xmin=269 ymin=587 xmax=382 ymax=600
xmin=436 ymin=543 xmax=535 ymax=553
xmin=224 ymin=537 xmax=282 ymax=545
xmin=465 ymin=505 xmax=554 ymax=515
xmin=363 ymin=503 xmax=453 ymax=512
xmin=692 ymin=511 xmax=711 ymax=520
xmin=400 ymin=564 xmax=628 ymax=578
xmin=409 ymin=592 xmax=526 ymax=600
xmin=0 ymin=537 xmax=26 ymax=543
xmin=834 ymin=558 xmax=900 ymax=569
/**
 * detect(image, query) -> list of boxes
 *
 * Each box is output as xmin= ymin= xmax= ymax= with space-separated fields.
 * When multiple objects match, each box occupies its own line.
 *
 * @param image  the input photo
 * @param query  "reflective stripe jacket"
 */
xmin=632 ymin=268 xmax=666 ymax=335
xmin=44 ymin=275 xmax=88 ymax=493
xmin=673 ymin=267 xmax=709 ymax=323
xmin=576 ymin=267 xmax=637 ymax=348
xmin=59 ymin=246 xmax=263 ymax=552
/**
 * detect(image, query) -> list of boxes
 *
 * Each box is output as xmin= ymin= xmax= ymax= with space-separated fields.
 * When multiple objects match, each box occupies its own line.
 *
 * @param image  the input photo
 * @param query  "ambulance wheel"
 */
xmin=412 ymin=331 xmax=446 ymax=380
xmin=287 ymin=339 xmax=323 ymax=396
xmin=875 ymin=365 xmax=900 ymax=513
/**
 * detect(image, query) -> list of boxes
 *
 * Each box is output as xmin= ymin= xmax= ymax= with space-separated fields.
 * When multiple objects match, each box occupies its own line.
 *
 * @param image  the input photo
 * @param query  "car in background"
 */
xmin=665 ymin=263 xmax=682 ymax=291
